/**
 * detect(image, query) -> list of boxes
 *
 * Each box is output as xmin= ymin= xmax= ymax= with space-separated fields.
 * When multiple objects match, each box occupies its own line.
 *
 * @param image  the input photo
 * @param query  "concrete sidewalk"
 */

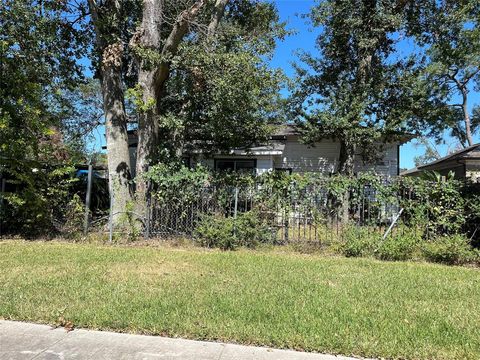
xmin=0 ymin=320 xmax=363 ymax=360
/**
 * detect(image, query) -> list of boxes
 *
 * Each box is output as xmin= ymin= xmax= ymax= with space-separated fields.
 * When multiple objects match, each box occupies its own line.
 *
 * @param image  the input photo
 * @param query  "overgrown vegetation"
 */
xmin=141 ymin=166 xmax=480 ymax=265
xmin=194 ymin=211 xmax=273 ymax=250
xmin=2 ymin=162 xmax=479 ymax=267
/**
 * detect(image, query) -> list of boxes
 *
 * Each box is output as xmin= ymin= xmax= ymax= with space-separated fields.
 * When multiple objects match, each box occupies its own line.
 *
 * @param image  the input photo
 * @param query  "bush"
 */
xmin=194 ymin=214 xmax=237 ymax=250
xmin=340 ymin=227 xmax=379 ymax=257
xmin=421 ymin=235 xmax=474 ymax=265
xmin=61 ymin=194 xmax=85 ymax=238
xmin=2 ymin=165 xmax=78 ymax=237
xmin=194 ymin=211 xmax=273 ymax=250
xmin=376 ymin=231 xmax=418 ymax=261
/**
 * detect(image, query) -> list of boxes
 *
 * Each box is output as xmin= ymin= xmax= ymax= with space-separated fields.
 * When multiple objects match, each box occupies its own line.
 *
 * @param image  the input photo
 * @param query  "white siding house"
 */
xmin=125 ymin=125 xmax=410 ymax=177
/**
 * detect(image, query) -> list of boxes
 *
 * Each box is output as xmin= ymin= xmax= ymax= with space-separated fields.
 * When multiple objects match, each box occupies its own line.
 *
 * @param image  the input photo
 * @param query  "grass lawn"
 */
xmin=0 ymin=241 xmax=479 ymax=359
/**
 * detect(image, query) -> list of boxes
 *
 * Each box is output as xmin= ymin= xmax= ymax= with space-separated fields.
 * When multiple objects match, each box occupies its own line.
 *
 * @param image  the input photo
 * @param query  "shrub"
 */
xmin=340 ymin=227 xmax=379 ymax=257
xmin=376 ymin=230 xmax=418 ymax=261
xmin=421 ymin=235 xmax=474 ymax=265
xmin=194 ymin=211 xmax=273 ymax=250
xmin=62 ymin=194 xmax=85 ymax=238
xmin=235 ymin=210 xmax=273 ymax=246
xmin=194 ymin=214 xmax=237 ymax=250
xmin=2 ymin=165 xmax=78 ymax=237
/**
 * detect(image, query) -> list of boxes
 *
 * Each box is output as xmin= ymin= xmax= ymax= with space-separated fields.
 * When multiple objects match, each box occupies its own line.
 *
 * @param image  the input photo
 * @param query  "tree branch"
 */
xmin=462 ymin=68 xmax=480 ymax=87
xmin=153 ymin=0 xmax=205 ymax=97
xmin=207 ymin=0 xmax=229 ymax=38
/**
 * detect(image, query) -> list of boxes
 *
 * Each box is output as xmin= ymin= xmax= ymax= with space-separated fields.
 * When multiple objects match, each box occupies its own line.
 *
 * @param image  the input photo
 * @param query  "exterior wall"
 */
xmin=353 ymin=143 xmax=399 ymax=177
xmin=466 ymin=161 xmax=480 ymax=182
xmin=274 ymin=139 xmax=340 ymax=174
xmin=421 ymin=160 xmax=466 ymax=179
xmin=131 ymin=138 xmax=400 ymax=177
xmin=274 ymin=137 xmax=399 ymax=176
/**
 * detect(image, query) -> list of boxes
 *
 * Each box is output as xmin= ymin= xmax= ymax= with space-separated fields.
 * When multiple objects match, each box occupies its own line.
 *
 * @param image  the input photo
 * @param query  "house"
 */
xmin=401 ymin=143 xmax=480 ymax=182
xmin=122 ymin=125 xmax=412 ymax=177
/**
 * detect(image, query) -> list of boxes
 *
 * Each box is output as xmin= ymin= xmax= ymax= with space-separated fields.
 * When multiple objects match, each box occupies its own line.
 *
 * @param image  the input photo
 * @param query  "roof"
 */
xmin=418 ymin=143 xmax=480 ymax=168
xmin=399 ymin=167 xmax=420 ymax=176
xmin=401 ymin=143 xmax=480 ymax=176
xmin=124 ymin=124 xmax=414 ymax=143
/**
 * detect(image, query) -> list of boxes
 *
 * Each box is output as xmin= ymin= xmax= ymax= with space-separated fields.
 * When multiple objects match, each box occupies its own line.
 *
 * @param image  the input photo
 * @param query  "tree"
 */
xmin=1 ymin=0 xmax=88 ymax=162
xmin=406 ymin=0 xmax=480 ymax=147
xmin=413 ymin=139 xmax=442 ymax=167
xmin=154 ymin=1 xmax=286 ymax=161
xmin=0 ymin=0 xmax=89 ymax=234
xmin=290 ymin=0 xmax=459 ymax=176
xmin=87 ymin=0 xmax=140 ymax=224
xmin=87 ymin=0 xmax=285 ymax=222
xmin=291 ymin=0 xmax=429 ymax=176
xmin=128 ymin=0 xmax=208 ymax=207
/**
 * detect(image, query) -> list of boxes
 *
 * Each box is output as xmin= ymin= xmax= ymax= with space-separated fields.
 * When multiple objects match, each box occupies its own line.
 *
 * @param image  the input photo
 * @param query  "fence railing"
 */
xmin=147 ymin=183 xmax=406 ymax=243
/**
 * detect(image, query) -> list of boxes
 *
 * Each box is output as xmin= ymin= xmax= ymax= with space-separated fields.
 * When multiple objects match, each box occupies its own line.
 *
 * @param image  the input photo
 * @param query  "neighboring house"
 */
xmin=121 ymin=125 xmax=412 ymax=177
xmin=401 ymin=143 xmax=480 ymax=182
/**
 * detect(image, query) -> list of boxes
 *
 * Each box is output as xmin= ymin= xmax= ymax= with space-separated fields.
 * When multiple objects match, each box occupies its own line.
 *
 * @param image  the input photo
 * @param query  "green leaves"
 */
xmin=159 ymin=19 xmax=286 ymax=158
xmin=292 ymin=0 xmax=425 ymax=173
xmin=406 ymin=0 xmax=480 ymax=145
xmin=0 ymin=0 xmax=90 ymax=236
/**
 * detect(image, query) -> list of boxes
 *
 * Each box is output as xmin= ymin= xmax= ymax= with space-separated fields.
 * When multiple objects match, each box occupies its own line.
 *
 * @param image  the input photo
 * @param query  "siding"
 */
xmin=275 ymin=138 xmax=398 ymax=176
xmin=353 ymin=143 xmax=399 ymax=177
xmin=274 ymin=139 xmax=340 ymax=174
xmin=173 ymin=140 xmax=399 ymax=177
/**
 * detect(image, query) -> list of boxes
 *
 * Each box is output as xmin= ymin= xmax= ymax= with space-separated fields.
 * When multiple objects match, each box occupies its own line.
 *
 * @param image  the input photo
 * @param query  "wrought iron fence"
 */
xmin=147 ymin=182 xmax=405 ymax=244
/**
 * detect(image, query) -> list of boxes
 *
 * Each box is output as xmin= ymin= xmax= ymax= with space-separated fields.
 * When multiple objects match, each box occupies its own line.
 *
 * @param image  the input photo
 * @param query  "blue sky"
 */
xmin=270 ymin=0 xmax=480 ymax=170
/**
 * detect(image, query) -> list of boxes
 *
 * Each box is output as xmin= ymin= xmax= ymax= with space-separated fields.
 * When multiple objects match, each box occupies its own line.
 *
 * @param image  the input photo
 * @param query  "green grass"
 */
xmin=0 ymin=241 xmax=479 ymax=359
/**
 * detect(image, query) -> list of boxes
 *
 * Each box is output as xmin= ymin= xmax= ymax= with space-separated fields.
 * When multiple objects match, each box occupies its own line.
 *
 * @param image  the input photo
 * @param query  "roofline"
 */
xmin=125 ymin=125 xmax=416 ymax=145
xmin=416 ymin=143 xmax=480 ymax=170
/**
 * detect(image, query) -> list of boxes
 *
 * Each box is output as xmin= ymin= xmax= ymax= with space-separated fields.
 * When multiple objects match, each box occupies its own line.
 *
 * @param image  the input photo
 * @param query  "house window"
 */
xmin=215 ymin=159 xmax=256 ymax=173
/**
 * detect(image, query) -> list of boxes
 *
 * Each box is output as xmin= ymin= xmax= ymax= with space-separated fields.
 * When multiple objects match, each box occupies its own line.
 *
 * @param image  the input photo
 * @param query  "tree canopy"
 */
xmin=290 ymin=0 xmax=479 ymax=175
xmin=406 ymin=0 xmax=480 ymax=147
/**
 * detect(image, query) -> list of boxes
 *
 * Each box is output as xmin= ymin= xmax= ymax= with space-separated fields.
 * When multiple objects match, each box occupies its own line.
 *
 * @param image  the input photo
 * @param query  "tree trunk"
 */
xmin=207 ymin=0 xmax=229 ymax=37
xmin=134 ymin=0 xmax=164 ymax=214
xmin=135 ymin=73 xmax=158 ymax=213
xmin=134 ymin=0 xmax=208 ymax=217
xmin=337 ymin=138 xmax=355 ymax=224
xmin=88 ymin=1 xmax=133 ymax=226
xmin=338 ymin=138 xmax=356 ymax=176
xmin=102 ymin=55 xmax=134 ymax=224
xmin=461 ymin=89 xmax=474 ymax=147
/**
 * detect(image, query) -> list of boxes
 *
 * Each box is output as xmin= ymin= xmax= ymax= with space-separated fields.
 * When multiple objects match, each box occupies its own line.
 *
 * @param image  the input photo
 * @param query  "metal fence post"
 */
xmin=0 ymin=172 xmax=4 ymax=237
xmin=83 ymin=163 xmax=93 ymax=236
xmin=233 ymin=187 xmax=239 ymax=238
xmin=109 ymin=179 xmax=114 ymax=243
xmin=234 ymin=187 xmax=239 ymax=219
xmin=144 ymin=173 xmax=151 ymax=239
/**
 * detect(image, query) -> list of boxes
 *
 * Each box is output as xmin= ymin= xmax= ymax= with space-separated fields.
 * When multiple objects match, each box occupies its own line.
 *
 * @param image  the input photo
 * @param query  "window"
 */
xmin=215 ymin=159 xmax=256 ymax=173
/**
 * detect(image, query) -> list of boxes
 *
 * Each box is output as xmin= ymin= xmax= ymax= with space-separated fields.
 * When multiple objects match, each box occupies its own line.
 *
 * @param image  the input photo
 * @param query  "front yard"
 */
xmin=0 ymin=240 xmax=479 ymax=359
